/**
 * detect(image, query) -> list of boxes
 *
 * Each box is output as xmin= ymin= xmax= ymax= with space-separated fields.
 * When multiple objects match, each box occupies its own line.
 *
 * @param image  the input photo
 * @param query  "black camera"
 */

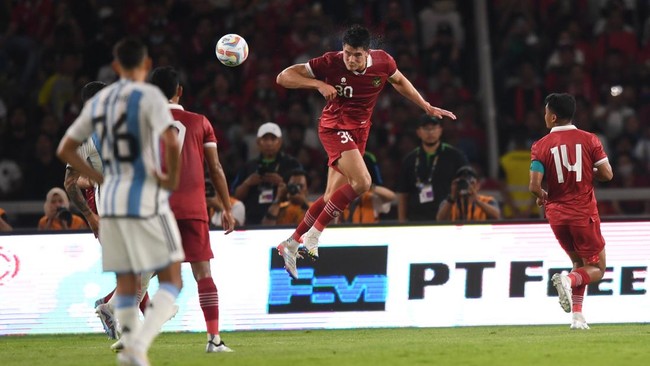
xmin=287 ymin=183 xmax=302 ymax=195
xmin=457 ymin=178 xmax=470 ymax=196
xmin=56 ymin=207 xmax=73 ymax=225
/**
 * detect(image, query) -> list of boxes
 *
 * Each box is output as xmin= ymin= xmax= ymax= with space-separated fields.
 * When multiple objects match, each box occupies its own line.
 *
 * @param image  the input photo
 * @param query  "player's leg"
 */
xmin=95 ymin=288 xmax=118 ymax=339
xmin=190 ymin=261 xmax=233 ymax=353
xmin=550 ymin=225 xmax=575 ymax=313
xmin=124 ymin=212 xmax=184 ymax=360
xmin=302 ymin=149 xmax=371 ymax=256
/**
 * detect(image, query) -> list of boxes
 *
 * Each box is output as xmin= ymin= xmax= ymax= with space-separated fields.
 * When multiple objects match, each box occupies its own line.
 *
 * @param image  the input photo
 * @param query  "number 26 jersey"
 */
xmin=531 ymin=125 xmax=609 ymax=225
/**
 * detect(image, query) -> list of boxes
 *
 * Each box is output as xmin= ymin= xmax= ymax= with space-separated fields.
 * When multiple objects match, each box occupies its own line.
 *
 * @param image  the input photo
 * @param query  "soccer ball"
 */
xmin=215 ymin=34 xmax=249 ymax=67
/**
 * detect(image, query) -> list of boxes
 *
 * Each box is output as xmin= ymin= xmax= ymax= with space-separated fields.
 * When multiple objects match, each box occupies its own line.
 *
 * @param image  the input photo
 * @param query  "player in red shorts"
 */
xmin=529 ymin=93 xmax=613 ymax=329
xmin=151 ymin=66 xmax=236 ymax=352
xmin=275 ymin=24 xmax=456 ymax=278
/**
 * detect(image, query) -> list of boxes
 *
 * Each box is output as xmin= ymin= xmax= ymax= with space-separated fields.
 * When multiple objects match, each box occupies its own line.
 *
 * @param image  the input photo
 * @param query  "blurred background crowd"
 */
xmin=1 ymin=0 xmax=649 ymax=229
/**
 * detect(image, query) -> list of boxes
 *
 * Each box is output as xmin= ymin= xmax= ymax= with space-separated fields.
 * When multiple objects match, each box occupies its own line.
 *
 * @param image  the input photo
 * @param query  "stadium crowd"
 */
xmin=1 ymin=0 xmax=649 ymax=228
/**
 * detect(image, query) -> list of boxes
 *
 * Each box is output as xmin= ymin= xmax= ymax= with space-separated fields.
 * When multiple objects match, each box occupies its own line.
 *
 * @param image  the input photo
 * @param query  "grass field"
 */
xmin=2 ymin=325 xmax=649 ymax=366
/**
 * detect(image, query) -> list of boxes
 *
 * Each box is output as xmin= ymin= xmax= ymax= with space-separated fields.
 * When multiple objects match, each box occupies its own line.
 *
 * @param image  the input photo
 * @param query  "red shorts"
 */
xmin=177 ymin=219 xmax=213 ymax=262
xmin=319 ymin=126 xmax=370 ymax=167
xmin=551 ymin=218 xmax=605 ymax=265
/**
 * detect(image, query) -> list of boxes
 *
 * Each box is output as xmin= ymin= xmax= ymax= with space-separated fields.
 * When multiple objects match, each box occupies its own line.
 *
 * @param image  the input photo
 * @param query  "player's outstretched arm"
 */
xmin=388 ymin=70 xmax=456 ymax=120
xmin=276 ymin=64 xmax=337 ymax=101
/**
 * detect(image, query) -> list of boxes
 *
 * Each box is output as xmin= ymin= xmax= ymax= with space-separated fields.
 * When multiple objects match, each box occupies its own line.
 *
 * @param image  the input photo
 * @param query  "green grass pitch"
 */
xmin=2 ymin=325 xmax=649 ymax=366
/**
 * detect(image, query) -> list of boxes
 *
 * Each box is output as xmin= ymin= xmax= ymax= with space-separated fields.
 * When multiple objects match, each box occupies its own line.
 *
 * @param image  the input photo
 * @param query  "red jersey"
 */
xmin=307 ymin=50 xmax=397 ymax=130
xmin=530 ymin=125 xmax=608 ymax=225
xmin=169 ymin=104 xmax=217 ymax=221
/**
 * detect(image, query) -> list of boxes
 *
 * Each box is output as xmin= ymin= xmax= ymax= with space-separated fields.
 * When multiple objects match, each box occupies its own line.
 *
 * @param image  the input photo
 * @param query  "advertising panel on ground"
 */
xmin=0 ymin=222 xmax=648 ymax=335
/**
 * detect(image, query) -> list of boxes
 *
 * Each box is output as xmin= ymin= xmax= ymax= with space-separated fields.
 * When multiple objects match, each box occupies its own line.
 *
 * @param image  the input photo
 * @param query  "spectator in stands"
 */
xmin=262 ymin=169 xmax=312 ymax=226
xmin=231 ymin=122 xmax=301 ymax=225
xmin=0 ymin=207 xmax=12 ymax=231
xmin=38 ymin=187 xmax=88 ymax=230
xmin=396 ymin=115 xmax=467 ymax=222
xmin=437 ymin=165 xmax=500 ymax=221
xmin=499 ymin=128 xmax=539 ymax=219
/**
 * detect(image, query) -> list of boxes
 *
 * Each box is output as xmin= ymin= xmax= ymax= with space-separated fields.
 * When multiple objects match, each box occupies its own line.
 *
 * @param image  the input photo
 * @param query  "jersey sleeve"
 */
xmin=530 ymin=141 xmax=541 ymax=162
xmin=307 ymin=53 xmax=333 ymax=79
xmin=65 ymin=101 xmax=94 ymax=143
xmin=385 ymin=51 xmax=397 ymax=77
xmin=202 ymin=116 xmax=217 ymax=148
xmin=590 ymin=133 xmax=608 ymax=166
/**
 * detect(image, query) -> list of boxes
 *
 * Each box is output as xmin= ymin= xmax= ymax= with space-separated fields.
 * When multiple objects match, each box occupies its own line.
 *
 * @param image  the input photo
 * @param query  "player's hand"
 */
xmin=220 ymin=210 xmax=236 ymax=235
xmin=155 ymin=171 xmax=179 ymax=190
xmin=318 ymin=83 xmax=337 ymax=101
xmin=536 ymin=190 xmax=548 ymax=207
xmin=87 ymin=212 xmax=100 ymax=238
xmin=425 ymin=103 xmax=456 ymax=120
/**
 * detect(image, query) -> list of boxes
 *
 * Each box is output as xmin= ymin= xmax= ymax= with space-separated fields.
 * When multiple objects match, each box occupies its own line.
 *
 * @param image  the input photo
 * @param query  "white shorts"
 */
xmin=99 ymin=211 xmax=184 ymax=274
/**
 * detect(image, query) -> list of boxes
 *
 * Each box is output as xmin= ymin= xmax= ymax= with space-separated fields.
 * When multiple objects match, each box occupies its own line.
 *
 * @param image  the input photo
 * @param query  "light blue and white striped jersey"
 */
xmin=65 ymin=78 xmax=175 ymax=218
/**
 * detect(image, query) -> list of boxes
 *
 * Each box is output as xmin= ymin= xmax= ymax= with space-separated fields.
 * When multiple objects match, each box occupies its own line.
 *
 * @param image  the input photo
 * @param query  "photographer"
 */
xmin=262 ymin=169 xmax=312 ymax=226
xmin=231 ymin=122 xmax=301 ymax=225
xmin=38 ymin=187 xmax=88 ymax=230
xmin=436 ymin=166 xmax=501 ymax=222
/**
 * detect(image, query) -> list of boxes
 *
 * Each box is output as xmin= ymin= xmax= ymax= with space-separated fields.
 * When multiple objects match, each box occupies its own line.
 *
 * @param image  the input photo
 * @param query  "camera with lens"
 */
xmin=456 ymin=178 xmax=470 ymax=196
xmin=287 ymin=183 xmax=302 ymax=195
xmin=56 ymin=207 xmax=73 ymax=225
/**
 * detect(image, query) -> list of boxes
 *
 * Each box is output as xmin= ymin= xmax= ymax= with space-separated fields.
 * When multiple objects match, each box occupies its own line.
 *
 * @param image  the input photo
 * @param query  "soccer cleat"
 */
xmin=95 ymin=303 xmax=118 ymax=339
xmin=111 ymin=339 xmax=124 ymax=353
xmin=551 ymin=273 xmax=573 ymax=313
xmin=302 ymin=231 xmax=320 ymax=260
xmin=206 ymin=340 xmax=234 ymax=353
xmin=117 ymin=349 xmax=150 ymax=366
xmin=277 ymin=237 xmax=300 ymax=279
xmin=570 ymin=312 xmax=590 ymax=330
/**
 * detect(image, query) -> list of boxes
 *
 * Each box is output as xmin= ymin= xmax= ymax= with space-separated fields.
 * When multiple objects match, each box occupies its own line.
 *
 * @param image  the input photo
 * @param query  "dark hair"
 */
xmin=81 ymin=81 xmax=106 ymax=103
xmin=288 ymin=168 xmax=310 ymax=186
xmin=545 ymin=93 xmax=576 ymax=121
xmin=343 ymin=24 xmax=371 ymax=50
xmin=113 ymin=37 xmax=147 ymax=70
xmin=455 ymin=165 xmax=478 ymax=179
xmin=150 ymin=66 xmax=179 ymax=100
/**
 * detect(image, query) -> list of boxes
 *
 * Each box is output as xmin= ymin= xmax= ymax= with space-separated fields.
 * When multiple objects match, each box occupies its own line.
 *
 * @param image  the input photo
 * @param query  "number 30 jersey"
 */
xmin=65 ymin=79 xmax=175 ymax=218
xmin=531 ymin=125 xmax=609 ymax=225
xmin=307 ymin=50 xmax=397 ymax=130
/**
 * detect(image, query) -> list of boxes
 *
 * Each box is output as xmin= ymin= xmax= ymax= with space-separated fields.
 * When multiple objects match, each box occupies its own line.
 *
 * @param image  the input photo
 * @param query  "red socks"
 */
xmin=139 ymin=292 xmax=150 ymax=314
xmin=568 ymin=268 xmax=591 ymax=287
xmin=102 ymin=289 xmax=115 ymax=304
xmin=198 ymin=277 xmax=220 ymax=335
xmin=572 ymin=284 xmax=586 ymax=313
xmin=292 ymin=196 xmax=326 ymax=241
xmin=313 ymin=184 xmax=358 ymax=231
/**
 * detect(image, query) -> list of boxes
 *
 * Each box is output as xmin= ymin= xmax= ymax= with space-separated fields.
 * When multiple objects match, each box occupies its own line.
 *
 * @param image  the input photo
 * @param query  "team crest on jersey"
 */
xmin=372 ymin=77 xmax=381 ymax=87
xmin=341 ymin=77 xmax=347 ymax=83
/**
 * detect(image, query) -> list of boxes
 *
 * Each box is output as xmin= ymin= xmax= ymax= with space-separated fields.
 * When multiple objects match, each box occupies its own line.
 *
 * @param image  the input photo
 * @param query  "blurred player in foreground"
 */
xmin=150 ymin=66 xmax=235 ymax=353
xmin=57 ymin=37 xmax=183 ymax=366
xmin=64 ymin=80 xmax=154 ymax=341
xmin=275 ymin=24 xmax=456 ymax=279
xmin=529 ymin=93 xmax=613 ymax=329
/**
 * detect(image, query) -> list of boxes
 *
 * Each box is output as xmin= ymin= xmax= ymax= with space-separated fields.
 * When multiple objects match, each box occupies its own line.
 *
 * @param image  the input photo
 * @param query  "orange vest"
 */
xmin=449 ymin=195 xmax=495 ymax=221
xmin=277 ymin=201 xmax=312 ymax=225
xmin=38 ymin=215 xmax=88 ymax=230
xmin=341 ymin=192 xmax=378 ymax=224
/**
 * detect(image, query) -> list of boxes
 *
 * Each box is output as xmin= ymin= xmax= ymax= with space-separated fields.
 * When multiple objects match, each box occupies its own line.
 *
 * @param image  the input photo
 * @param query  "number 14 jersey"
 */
xmin=531 ymin=125 xmax=609 ymax=225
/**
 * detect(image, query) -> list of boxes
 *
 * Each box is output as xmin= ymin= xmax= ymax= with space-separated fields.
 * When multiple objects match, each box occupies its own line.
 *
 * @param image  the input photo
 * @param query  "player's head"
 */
xmin=81 ymin=81 xmax=107 ymax=103
xmin=342 ymin=25 xmax=371 ymax=72
xmin=150 ymin=66 xmax=181 ymax=101
xmin=544 ymin=93 xmax=575 ymax=128
xmin=112 ymin=37 xmax=151 ymax=81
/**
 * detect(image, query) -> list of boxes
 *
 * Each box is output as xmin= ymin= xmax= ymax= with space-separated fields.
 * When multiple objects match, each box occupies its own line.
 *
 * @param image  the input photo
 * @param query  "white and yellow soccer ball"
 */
xmin=215 ymin=34 xmax=249 ymax=67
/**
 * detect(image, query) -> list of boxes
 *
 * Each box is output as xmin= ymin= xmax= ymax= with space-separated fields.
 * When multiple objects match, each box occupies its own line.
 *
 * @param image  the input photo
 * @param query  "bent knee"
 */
xmin=350 ymin=175 xmax=372 ymax=194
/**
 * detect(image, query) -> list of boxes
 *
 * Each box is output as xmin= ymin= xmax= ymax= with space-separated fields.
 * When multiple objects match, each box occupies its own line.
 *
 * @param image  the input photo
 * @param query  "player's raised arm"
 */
xmin=388 ymin=69 xmax=456 ymax=120
xmin=276 ymin=63 xmax=337 ymax=101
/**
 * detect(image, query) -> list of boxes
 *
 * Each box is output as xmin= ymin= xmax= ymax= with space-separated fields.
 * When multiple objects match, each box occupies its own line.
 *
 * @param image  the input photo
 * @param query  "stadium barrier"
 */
xmin=1 ymin=221 xmax=649 ymax=335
